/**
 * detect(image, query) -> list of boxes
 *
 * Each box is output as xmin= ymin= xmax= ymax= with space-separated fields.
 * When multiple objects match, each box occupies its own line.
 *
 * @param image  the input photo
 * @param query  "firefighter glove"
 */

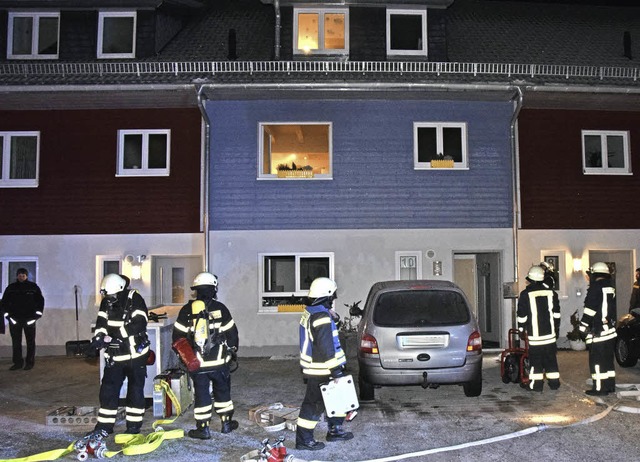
xmin=330 ymin=366 xmax=345 ymax=379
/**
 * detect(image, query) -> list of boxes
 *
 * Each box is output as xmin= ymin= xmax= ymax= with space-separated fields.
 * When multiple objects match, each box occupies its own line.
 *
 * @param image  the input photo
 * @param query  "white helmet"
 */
xmin=191 ymin=272 xmax=218 ymax=289
xmin=101 ymin=273 xmax=127 ymax=295
xmin=539 ymin=261 xmax=553 ymax=272
xmin=526 ymin=265 xmax=545 ymax=282
xmin=590 ymin=262 xmax=610 ymax=275
xmin=308 ymin=277 xmax=337 ymax=299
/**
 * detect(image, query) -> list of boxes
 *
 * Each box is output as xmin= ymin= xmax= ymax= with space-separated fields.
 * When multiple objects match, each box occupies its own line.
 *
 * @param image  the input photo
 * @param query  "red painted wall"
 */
xmin=519 ymin=108 xmax=640 ymax=229
xmin=0 ymin=108 xmax=201 ymax=235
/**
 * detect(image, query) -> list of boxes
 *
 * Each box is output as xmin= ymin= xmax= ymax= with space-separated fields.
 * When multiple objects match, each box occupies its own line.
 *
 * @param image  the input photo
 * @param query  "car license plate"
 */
xmin=399 ymin=334 xmax=448 ymax=348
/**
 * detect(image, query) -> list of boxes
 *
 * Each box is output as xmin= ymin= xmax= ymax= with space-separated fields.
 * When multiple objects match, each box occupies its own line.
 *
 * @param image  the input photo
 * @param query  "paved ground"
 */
xmin=1 ymin=349 xmax=640 ymax=461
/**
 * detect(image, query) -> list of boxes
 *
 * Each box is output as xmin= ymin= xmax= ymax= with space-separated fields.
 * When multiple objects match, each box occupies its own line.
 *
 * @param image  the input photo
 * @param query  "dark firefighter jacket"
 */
xmin=94 ymin=289 xmax=149 ymax=365
xmin=580 ymin=278 xmax=617 ymax=345
xmin=630 ymin=279 xmax=640 ymax=312
xmin=172 ymin=298 xmax=239 ymax=371
xmin=517 ymin=281 xmax=561 ymax=346
xmin=2 ymin=280 xmax=44 ymax=324
xmin=299 ymin=304 xmax=346 ymax=377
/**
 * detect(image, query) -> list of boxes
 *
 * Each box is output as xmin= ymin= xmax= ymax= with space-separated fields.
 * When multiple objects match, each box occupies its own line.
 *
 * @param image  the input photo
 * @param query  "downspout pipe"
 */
xmin=196 ymin=85 xmax=211 ymax=272
xmin=509 ymin=86 xmax=523 ymax=329
xmin=273 ymin=0 xmax=281 ymax=61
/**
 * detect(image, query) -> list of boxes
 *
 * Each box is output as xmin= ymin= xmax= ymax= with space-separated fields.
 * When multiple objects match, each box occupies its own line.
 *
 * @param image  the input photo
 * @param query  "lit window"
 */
xmin=260 ymin=253 xmax=334 ymax=313
xmin=117 ymin=129 xmax=170 ymax=177
xmin=294 ymin=8 xmax=348 ymax=55
xmin=414 ymin=122 xmax=468 ymax=169
xmin=259 ymin=123 xmax=332 ymax=179
xmin=0 ymin=258 xmax=39 ymax=297
xmin=582 ymin=130 xmax=631 ymax=175
xmin=386 ymin=8 xmax=427 ymax=57
xmin=7 ymin=12 xmax=59 ymax=60
xmin=0 ymin=131 xmax=40 ymax=188
xmin=97 ymin=11 xmax=136 ymax=59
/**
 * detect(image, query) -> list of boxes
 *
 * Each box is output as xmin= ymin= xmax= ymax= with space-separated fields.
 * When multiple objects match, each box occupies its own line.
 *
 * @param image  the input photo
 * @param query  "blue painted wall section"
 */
xmin=208 ymin=99 xmax=513 ymax=230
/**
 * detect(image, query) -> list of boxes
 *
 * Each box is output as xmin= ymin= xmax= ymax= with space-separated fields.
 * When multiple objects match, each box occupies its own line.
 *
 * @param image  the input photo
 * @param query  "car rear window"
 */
xmin=373 ymin=289 xmax=470 ymax=327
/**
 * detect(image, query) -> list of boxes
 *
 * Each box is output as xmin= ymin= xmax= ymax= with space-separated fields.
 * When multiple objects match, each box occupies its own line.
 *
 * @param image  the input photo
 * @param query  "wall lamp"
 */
xmin=125 ymin=254 xmax=147 ymax=280
xmin=572 ymin=257 xmax=583 ymax=273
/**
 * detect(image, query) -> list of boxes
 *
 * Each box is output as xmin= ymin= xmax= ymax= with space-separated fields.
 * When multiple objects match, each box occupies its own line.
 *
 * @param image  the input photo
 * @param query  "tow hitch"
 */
xmin=421 ymin=371 xmax=429 ymax=389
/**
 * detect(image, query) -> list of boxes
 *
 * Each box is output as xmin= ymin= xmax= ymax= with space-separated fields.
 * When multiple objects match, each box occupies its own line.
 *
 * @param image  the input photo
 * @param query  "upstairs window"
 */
xmin=259 ymin=123 xmax=332 ymax=179
xmin=386 ymin=8 xmax=427 ymax=57
xmin=582 ymin=130 xmax=631 ymax=175
xmin=7 ymin=12 xmax=59 ymax=60
xmin=260 ymin=253 xmax=334 ymax=313
xmin=117 ymin=129 xmax=170 ymax=177
xmin=414 ymin=122 xmax=468 ymax=170
xmin=294 ymin=8 xmax=348 ymax=56
xmin=98 ymin=11 xmax=136 ymax=59
xmin=0 ymin=131 xmax=40 ymax=188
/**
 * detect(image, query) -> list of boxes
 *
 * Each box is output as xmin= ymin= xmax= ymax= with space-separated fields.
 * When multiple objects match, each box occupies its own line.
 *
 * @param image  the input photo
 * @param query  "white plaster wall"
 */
xmin=518 ymin=229 xmax=640 ymax=348
xmin=0 ymin=234 xmax=203 ymax=355
xmin=209 ymin=228 xmax=516 ymax=350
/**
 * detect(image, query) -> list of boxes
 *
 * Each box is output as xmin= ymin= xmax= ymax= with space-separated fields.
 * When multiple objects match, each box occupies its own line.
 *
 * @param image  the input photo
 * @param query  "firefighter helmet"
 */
xmin=526 ymin=265 xmax=545 ymax=283
xmin=308 ymin=277 xmax=337 ymax=299
xmin=191 ymin=272 xmax=218 ymax=289
xmin=100 ymin=273 xmax=127 ymax=295
xmin=539 ymin=261 xmax=554 ymax=272
xmin=590 ymin=262 xmax=610 ymax=275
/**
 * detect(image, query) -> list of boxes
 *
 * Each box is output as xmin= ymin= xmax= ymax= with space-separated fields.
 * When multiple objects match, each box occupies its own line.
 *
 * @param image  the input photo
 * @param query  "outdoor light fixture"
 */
xmin=433 ymin=260 xmax=443 ymax=276
xmin=573 ymin=257 xmax=582 ymax=273
xmin=125 ymin=254 xmax=147 ymax=280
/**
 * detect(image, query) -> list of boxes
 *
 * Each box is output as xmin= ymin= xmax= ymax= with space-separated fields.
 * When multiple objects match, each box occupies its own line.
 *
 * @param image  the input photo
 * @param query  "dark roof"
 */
xmin=0 ymin=0 xmax=639 ymax=110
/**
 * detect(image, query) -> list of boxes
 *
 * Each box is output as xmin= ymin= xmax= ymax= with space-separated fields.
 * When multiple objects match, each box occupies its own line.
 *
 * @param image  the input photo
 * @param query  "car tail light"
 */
xmin=360 ymin=333 xmax=379 ymax=355
xmin=467 ymin=331 xmax=482 ymax=352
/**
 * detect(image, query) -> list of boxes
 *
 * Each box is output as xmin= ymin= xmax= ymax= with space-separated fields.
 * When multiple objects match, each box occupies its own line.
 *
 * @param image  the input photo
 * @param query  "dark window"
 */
xmin=373 ymin=290 xmax=470 ymax=327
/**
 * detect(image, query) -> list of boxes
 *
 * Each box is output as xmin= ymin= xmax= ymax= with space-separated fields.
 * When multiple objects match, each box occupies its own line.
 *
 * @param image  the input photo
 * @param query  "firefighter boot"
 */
xmin=220 ymin=413 xmax=239 ymax=434
xmin=326 ymin=424 xmax=354 ymax=442
xmin=188 ymin=421 xmax=212 ymax=440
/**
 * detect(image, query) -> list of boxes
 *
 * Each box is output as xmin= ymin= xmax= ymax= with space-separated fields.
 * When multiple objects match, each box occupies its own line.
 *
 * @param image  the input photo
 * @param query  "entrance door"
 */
xmin=589 ymin=250 xmax=634 ymax=314
xmin=152 ymin=256 xmax=202 ymax=306
xmin=454 ymin=252 xmax=502 ymax=347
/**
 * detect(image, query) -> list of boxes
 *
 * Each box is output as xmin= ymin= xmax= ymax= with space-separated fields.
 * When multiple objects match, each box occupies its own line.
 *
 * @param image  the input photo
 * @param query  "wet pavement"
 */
xmin=1 ymin=349 xmax=640 ymax=461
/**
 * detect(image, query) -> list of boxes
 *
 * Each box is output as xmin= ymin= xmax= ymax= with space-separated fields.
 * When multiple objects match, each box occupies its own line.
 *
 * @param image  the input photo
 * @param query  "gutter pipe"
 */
xmin=196 ymin=85 xmax=211 ymax=272
xmin=273 ymin=0 xmax=281 ymax=61
xmin=510 ymin=86 xmax=523 ymax=283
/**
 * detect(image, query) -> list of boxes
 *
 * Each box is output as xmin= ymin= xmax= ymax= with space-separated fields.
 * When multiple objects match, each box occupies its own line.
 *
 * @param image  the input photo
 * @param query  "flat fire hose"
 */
xmin=0 ymin=383 xmax=185 ymax=462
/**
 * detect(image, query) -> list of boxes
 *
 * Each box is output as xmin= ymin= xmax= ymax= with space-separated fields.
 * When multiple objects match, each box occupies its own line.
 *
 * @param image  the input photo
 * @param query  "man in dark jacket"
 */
xmin=629 ymin=267 xmax=640 ymax=313
xmin=172 ymin=272 xmax=239 ymax=439
xmin=1 ymin=268 xmax=44 ymax=371
xmin=517 ymin=265 xmax=561 ymax=392
xmin=580 ymin=262 xmax=617 ymax=396
xmin=296 ymin=277 xmax=353 ymax=451
xmin=87 ymin=273 xmax=150 ymax=436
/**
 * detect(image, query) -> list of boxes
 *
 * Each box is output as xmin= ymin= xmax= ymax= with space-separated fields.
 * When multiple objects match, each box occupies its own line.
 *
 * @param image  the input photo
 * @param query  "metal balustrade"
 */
xmin=0 ymin=61 xmax=638 ymax=82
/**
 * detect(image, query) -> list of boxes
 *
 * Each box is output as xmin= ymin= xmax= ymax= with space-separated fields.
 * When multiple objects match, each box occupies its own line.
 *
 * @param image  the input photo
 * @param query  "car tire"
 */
xmin=358 ymin=374 xmax=375 ymax=402
xmin=615 ymin=336 xmax=638 ymax=367
xmin=463 ymin=371 xmax=482 ymax=397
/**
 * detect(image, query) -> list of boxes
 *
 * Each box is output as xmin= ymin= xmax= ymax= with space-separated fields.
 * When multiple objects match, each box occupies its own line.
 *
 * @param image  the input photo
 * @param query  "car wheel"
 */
xmin=615 ymin=336 xmax=638 ymax=367
xmin=463 ymin=371 xmax=482 ymax=397
xmin=358 ymin=374 xmax=375 ymax=402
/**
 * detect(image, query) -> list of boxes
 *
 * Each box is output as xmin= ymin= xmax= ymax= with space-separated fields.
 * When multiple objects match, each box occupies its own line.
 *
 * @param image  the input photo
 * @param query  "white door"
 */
xmin=152 ymin=256 xmax=202 ymax=306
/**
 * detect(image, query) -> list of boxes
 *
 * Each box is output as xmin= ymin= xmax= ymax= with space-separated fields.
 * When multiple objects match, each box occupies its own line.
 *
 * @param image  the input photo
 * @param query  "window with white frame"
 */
xmin=582 ymin=130 xmax=631 ymax=175
xmin=260 ymin=253 xmax=334 ymax=312
xmin=386 ymin=8 xmax=427 ymax=57
xmin=259 ymin=123 xmax=332 ymax=179
xmin=117 ymin=129 xmax=170 ymax=176
xmin=0 ymin=131 xmax=40 ymax=188
xmin=7 ymin=12 xmax=59 ymax=60
xmin=414 ymin=122 xmax=468 ymax=169
xmin=97 ymin=11 xmax=136 ymax=59
xmin=0 ymin=258 xmax=39 ymax=297
xmin=294 ymin=8 xmax=348 ymax=56
xmin=395 ymin=251 xmax=423 ymax=280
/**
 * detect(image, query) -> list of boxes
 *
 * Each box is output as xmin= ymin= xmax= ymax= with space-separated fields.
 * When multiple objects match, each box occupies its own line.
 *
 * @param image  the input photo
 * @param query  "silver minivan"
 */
xmin=354 ymin=280 xmax=483 ymax=401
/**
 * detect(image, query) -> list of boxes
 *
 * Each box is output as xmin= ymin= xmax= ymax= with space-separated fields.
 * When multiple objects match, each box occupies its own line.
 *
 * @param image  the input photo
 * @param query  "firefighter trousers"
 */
xmin=527 ymin=342 xmax=560 ymax=391
xmin=191 ymin=365 xmax=233 ymax=424
xmin=96 ymin=361 xmax=147 ymax=433
xmin=588 ymin=337 xmax=616 ymax=393
xmin=296 ymin=376 xmax=345 ymax=444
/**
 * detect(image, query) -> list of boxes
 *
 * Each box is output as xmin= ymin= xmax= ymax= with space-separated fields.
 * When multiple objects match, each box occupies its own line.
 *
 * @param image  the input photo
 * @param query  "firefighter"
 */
xmin=172 ymin=272 xmax=239 ymax=439
xmin=579 ymin=262 xmax=617 ymax=396
xmin=295 ymin=277 xmax=353 ymax=451
xmin=88 ymin=273 xmax=150 ymax=436
xmin=539 ymin=261 xmax=556 ymax=290
xmin=517 ymin=265 xmax=561 ymax=392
